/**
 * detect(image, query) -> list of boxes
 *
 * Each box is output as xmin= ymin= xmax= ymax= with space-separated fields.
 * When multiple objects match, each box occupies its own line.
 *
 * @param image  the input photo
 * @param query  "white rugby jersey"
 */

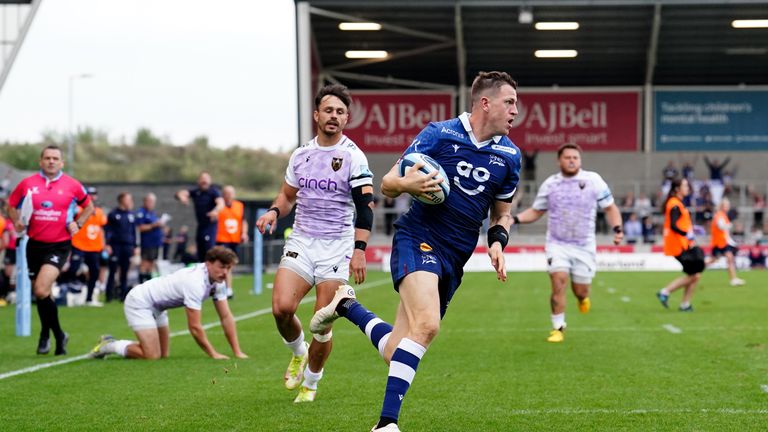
xmin=127 ymin=263 xmax=227 ymax=311
xmin=533 ymin=169 xmax=614 ymax=251
xmin=285 ymin=135 xmax=373 ymax=240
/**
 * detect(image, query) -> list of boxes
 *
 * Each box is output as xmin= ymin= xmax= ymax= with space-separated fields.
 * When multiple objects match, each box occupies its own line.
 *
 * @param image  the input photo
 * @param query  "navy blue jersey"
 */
xmin=395 ymin=113 xmax=521 ymax=258
xmin=189 ymin=187 xmax=222 ymax=229
xmin=136 ymin=207 xmax=163 ymax=248
xmin=105 ymin=208 xmax=137 ymax=247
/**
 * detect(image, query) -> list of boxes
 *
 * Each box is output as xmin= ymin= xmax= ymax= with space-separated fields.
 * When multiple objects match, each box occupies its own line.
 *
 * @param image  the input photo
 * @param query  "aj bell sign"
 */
xmin=507 ymin=90 xmax=641 ymax=152
xmin=344 ymin=91 xmax=454 ymax=153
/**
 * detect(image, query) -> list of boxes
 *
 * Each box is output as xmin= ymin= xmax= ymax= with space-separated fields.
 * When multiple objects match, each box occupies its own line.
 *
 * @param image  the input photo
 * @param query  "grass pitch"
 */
xmin=1 ymin=269 xmax=767 ymax=431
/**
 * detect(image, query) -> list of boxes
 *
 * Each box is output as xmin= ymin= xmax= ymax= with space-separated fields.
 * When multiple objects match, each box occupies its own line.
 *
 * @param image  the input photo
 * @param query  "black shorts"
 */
xmin=26 ymin=239 xmax=71 ymax=280
xmin=675 ymin=246 xmax=705 ymax=276
xmin=711 ymin=245 xmax=738 ymax=257
xmin=141 ymin=247 xmax=160 ymax=261
xmin=3 ymin=249 xmax=16 ymax=265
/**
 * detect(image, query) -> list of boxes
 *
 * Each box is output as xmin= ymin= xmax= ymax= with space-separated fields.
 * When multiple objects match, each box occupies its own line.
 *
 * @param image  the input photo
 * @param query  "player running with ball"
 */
xmin=311 ymin=71 xmax=521 ymax=431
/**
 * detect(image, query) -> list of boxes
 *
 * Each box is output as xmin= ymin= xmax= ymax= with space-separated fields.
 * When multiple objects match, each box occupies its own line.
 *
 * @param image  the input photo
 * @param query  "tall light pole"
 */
xmin=68 ymin=73 xmax=92 ymax=175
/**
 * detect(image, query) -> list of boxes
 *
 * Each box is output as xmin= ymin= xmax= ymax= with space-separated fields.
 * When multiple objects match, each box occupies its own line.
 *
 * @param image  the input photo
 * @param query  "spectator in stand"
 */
xmin=162 ymin=226 xmax=173 ymax=260
xmin=623 ymin=213 xmax=643 ymax=244
xmin=383 ymin=196 xmax=396 ymax=236
xmin=641 ymin=216 xmax=656 ymax=244
xmin=749 ymin=246 xmax=766 ymax=269
xmin=662 ymin=160 xmax=678 ymax=184
xmin=522 ymin=149 xmax=539 ymax=182
xmin=680 ymin=156 xmax=697 ymax=182
xmin=173 ymin=225 xmax=189 ymax=262
xmin=635 ymin=192 xmax=653 ymax=218
xmin=746 ymin=185 xmax=765 ymax=227
xmin=621 ymin=191 xmax=636 ymax=221
xmin=703 ymin=156 xmax=730 ymax=182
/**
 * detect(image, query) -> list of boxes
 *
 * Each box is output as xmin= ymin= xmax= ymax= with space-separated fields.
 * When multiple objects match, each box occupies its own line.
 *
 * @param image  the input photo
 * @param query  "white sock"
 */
xmin=301 ymin=367 xmax=323 ymax=390
xmin=551 ymin=313 xmax=566 ymax=330
xmin=660 ymin=288 xmax=670 ymax=295
xmin=110 ymin=340 xmax=133 ymax=357
xmin=283 ymin=332 xmax=307 ymax=357
xmin=680 ymin=301 xmax=690 ymax=308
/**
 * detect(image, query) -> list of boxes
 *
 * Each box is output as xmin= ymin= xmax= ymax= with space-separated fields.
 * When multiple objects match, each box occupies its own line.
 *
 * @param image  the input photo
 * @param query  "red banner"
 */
xmin=344 ymin=91 xmax=454 ymax=153
xmin=507 ymin=91 xmax=640 ymax=152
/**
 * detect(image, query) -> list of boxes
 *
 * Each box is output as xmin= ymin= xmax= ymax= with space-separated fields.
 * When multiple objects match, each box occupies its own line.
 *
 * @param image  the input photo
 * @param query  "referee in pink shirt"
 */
xmin=8 ymin=145 xmax=94 ymax=355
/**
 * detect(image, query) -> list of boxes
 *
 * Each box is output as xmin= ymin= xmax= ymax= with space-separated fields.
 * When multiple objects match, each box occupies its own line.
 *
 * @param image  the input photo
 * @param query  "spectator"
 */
xmin=635 ymin=192 xmax=653 ymax=218
xmin=680 ymin=156 xmax=697 ymax=181
xmin=623 ymin=213 xmax=643 ymax=244
xmin=662 ymin=160 xmax=678 ymax=184
xmin=522 ymin=149 xmax=539 ymax=182
xmin=173 ymin=225 xmax=189 ymax=262
xmin=749 ymin=246 xmax=766 ymax=269
xmin=383 ymin=195 xmax=396 ymax=236
xmin=703 ymin=156 xmax=730 ymax=182
xmin=162 ymin=226 xmax=173 ymax=260
xmin=641 ymin=215 xmax=656 ymax=244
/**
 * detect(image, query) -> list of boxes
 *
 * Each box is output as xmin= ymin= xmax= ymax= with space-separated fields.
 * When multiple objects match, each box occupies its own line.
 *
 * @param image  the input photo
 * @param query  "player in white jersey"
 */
xmin=512 ymin=143 xmax=623 ymax=343
xmin=89 ymin=246 xmax=248 ymax=360
xmin=255 ymin=84 xmax=374 ymax=403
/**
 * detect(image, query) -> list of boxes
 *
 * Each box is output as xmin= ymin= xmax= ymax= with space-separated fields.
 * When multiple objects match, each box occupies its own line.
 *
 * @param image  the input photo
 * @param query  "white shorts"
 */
xmin=279 ymin=233 xmax=352 ymax=286
xmin=124 ymin=294 xmax=169 ymax=331
xmin=545 ymin=242 xmax=597 ymax=284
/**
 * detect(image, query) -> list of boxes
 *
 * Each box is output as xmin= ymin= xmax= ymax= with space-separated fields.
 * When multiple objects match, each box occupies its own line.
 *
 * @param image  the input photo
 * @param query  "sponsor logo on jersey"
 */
xmin=298 ymin=177 xmax=339 ymax=191
xmin=491 ymin=144 xmax=517 ymax=155
xmin=489 ymin=155 xmax=506 ymax=167
xmin=331 ymin=157 xmax=343 ymax=172
xmin=419 ymin=242 xmax=432 ymax=252
xmin=440 ymin=126 xmax=466 ymax=140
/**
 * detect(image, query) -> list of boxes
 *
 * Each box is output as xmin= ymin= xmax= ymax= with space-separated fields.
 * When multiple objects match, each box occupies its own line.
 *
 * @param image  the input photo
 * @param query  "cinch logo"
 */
xmin=298 ymin=177 xmax=339 ymax=191
xmin=41 ymin=200 xmax=53 ymax=209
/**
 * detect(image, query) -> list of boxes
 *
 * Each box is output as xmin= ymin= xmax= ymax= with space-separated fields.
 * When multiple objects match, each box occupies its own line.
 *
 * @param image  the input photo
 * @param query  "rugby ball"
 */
xmin=398 ymin=153 xmax=450 ymax=205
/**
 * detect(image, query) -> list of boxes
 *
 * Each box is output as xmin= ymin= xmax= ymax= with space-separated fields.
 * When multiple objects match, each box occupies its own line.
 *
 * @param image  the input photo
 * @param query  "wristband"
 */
xmin=612 ymin=225 xmax=623 ymax=234
xmin=513 ymin=215 xmax=520 ymax=225
xmin=268 ymin=206 xmax=280 ymax=218
xmin=354 ymin=240 xmax=367 ymax=251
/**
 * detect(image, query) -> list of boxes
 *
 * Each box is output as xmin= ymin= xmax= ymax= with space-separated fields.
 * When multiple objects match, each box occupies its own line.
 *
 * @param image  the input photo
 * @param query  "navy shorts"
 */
xmin=389 ymin=229 xmax=466 ymax=318
xmin=711 ymin=245 xmax=738 ymax=257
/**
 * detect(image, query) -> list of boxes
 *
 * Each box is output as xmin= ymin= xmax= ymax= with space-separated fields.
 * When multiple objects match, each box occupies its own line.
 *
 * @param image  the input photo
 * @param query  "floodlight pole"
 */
xmin=67 ymin=73 xmax=92 ymax=175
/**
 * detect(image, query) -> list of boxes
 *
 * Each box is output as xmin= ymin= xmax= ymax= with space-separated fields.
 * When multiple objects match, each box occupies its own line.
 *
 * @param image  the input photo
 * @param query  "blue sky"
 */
xmin=0 ymin=0 xmax=298 ymax=151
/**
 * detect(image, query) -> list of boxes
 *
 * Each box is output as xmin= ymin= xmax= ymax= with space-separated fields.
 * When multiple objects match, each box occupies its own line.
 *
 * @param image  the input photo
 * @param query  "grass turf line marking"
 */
xmin=506 ymin=408 xmax=768 ymax=415
xmin=662 ymin=324 xmax=682 ymax=334
xmin=0 ymin=277 xmax=392 ymax=381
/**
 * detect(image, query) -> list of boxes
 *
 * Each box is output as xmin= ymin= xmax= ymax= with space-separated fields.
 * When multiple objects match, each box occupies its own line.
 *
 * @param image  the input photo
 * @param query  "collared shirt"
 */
xmin=127 ymin=263 xmax=227 ymax=311
xmin=136 ymin=207 xmax=164 ymax=248
xmin=8 ymin=171 xmax=90 ymax=243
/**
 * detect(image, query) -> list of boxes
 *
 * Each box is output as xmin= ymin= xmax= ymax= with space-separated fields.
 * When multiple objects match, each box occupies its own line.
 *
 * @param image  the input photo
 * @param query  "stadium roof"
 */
xmin=302 ymin=0 xmax=768 ymax=88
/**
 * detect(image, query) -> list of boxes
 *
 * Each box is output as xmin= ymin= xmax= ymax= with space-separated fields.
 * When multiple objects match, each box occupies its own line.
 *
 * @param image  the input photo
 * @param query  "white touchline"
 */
xmin=662 ymin=324 xmax=682 ymax=334
xmin=506 ymin=408 xmax=768 ymax=415
xmin=0 ymin=277 xmax=392 ymax=381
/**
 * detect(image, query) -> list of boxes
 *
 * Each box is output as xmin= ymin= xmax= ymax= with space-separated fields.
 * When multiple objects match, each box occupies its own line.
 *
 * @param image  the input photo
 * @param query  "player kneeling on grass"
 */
xmin=89 ymin=246 xmax=248 ymax=360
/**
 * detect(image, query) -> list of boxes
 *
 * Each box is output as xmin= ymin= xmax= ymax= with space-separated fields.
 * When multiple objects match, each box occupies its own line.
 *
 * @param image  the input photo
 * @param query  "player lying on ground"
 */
xmin=89 ymin=246 xmax=248 ymax=360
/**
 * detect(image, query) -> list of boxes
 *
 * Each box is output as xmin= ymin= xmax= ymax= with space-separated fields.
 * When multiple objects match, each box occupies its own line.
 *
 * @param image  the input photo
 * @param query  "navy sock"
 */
xmin=380 ymin=338 xmax=427 ymax=423
xmin=342 ymin=301 xmax=393 ymax=357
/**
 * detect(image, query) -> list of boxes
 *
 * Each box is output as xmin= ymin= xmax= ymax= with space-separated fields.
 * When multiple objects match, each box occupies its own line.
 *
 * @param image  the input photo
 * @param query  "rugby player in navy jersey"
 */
xmin=311 ymin=71 xmax=521 ymax=431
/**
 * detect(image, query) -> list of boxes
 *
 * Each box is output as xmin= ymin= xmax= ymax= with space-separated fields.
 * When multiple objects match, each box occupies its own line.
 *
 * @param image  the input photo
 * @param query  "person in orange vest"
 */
xmin=1 ymin=201 xmax=18 ymax=306
xmin=216 ymin=185 xmax=248 ymax=298
xmin=657 ymin=178 xmax=705 ymax=312
xmin=68 ymin=187 xmax=109 ymax=306
xmin=706 ymin=197 xmax=745 ymax=286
